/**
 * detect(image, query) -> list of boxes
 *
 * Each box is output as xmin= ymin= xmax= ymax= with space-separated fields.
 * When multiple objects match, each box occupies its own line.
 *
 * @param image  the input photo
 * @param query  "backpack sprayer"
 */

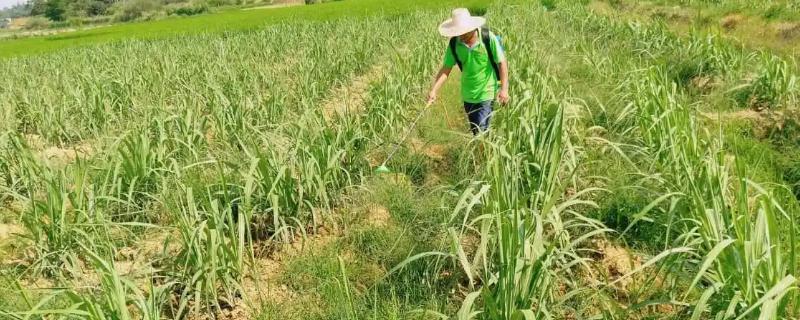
xmin=374 ymin=101 xmax=433 ymax=174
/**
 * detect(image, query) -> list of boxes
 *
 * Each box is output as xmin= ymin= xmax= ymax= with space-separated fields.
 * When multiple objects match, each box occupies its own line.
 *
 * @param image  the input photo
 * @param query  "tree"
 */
xmin=0 ymin=2 xmax=33 ymax=19
xmin=86 ymin=0 xmax=110 ymax=16
xmin=44 ymin=0 xmax=66 ymax=21
xmin=30 ymin=0 xmax=47 ymax=15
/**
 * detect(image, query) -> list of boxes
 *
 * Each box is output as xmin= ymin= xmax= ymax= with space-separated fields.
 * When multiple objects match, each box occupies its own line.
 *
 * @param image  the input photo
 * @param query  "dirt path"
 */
xmin=700 ymin=108 xmax=794 ymax=138
xmin=237 ymin=198 xmax=397 ymax=317
xmin=22 ymin=134 xmax=95 ymax=168
xmin=233 ymin=42 xmax=464 ymax=316
xmin=409 ymin=137 xmax=447 ymax=161
xmin=0 ymin=23 xmax=110 ymax=40
xmin=0 ymin=224 xmax=23 ymax=241
xmin=699 ymin=109 xmax=765 ymax=122
xmin=319 ymin=49 xmax=405 ymax=120
xmin=234 ymin=53 xmax=403 ymax=316
xmin=242 ymin=1 xmax=303 ymax=11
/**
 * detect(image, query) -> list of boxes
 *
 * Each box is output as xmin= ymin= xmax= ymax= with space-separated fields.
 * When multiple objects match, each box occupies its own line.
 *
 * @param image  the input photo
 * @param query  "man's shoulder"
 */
xmin=481 ymin=29 xmax=500 ymax=46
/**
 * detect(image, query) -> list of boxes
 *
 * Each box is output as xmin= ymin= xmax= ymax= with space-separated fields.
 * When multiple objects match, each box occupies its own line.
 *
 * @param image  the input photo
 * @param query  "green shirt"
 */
xmin=443 ymin=29 xmax=506 ymax=104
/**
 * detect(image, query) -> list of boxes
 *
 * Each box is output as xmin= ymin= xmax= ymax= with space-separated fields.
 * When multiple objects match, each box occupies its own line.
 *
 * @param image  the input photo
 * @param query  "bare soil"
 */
xmin=364 ymin=204 xmax=392 ymax=228
xmin=409 ymin=137 xmax=447 ymax=161
xmin=23 ymin=135 xmax=96 ymax=168
xmin=689 ymin=75 xmax=715 ymax=92
xmin=0 ymin=23 xmax=109 ymax=40
xmin=583 ymin=240 xmax=683 ymax=318
xmin=0 ymin=223 xmax=23 ymax=241
xmin=598 ymin=241 xmax=642 ymax=281
xmin=232 ymin=231 xmax=336 ymax=318
xmin=588 ymin=239 xmax=644 ymax=296
xmin=321 ymin=63 xmax=387 ymax=120
xmin=701 ymin=109 xmax=763 ymax=122
xmin=242 ymin=0 xmax=304 ymax=11
xmin=720 ymin=14 xmax=745 ymax=30
xmin=775 ymin=22 xmax=800 ymax=40
xmin=8 ymin=17 xmax=28 ymax=30
xmin=649 ymin=6 xmax=693 ymax=23
xmin=39 ymin=144 xmax=94 ymax=167
xmin=700 ymin=109 xmax=788 ymax=139
xmin=24 ymin=134 xmax=46 ymax=150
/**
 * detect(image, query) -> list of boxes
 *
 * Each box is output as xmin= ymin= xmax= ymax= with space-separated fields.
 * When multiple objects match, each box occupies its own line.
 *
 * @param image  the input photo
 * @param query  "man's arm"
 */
xmin=497 ymin=61 xmax=509 ymax=104
xmin=488 ymin=31 xmax=509 ymax=105
xmin=427 ymin=66 xmax=452 ymax=105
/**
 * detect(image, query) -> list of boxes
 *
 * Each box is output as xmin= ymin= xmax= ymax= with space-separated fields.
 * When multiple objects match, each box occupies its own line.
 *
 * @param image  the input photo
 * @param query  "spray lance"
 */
xmin=375 ymin=100 xmax=434 ymax=174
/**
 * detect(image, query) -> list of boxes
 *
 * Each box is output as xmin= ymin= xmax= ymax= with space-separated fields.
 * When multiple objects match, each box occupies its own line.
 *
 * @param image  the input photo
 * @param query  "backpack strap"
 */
xmin=481 ymin=26 xmax=501 ymax=81
xmin=449 ymin=37 xmax=462 ymax=70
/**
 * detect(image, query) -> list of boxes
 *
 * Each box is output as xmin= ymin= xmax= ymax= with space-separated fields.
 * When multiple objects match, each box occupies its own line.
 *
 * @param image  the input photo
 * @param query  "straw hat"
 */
xmin=438 ymin=8 xmax=486 ymax=37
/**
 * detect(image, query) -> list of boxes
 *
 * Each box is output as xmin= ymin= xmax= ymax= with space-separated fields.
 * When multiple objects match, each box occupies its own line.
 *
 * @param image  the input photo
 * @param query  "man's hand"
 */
xmin=428 ymin=67 xmax=451 ymax=107
xmin=497 ymin=88 xmax=510 ymax=105
xmin=427 ymin=91 xmax=438 ymax=105
xmin=497 ymin=60 xmax=510 ymax=105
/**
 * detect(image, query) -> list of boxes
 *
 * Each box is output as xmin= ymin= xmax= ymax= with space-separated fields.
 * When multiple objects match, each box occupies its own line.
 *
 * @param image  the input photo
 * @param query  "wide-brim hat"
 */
xmin=438 ymin=8 xmax=486 ymax=37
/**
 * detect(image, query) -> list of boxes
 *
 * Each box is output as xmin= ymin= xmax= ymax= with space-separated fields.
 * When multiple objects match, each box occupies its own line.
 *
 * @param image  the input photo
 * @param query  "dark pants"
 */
xmin=464 ymin=100 xmax=493 ymax=135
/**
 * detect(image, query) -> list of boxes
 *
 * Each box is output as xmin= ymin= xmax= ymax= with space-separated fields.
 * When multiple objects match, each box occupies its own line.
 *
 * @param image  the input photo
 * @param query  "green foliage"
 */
xmin=86 ymin=0 xmax=114 ymax=16
xmin=167 ymin=3 xmax=209 ymax=16
xmin=608 ymin=0 xmax=625 ymax=9
xmin=540 ymin=0 xmax=556 ymax=11
xmin=663 ymin=47 xmax=717 ymax=88
xmin=731 ymin=54 xmax=798 ymax=110
xmin=784 ymin=159 xmax=800 ymax=199
xmin=169 ymin=187 xmax=246 ymax=318
xmin=593 ymin=187 xmax=668 ymax=249
xmin=627 ymin=66 xmax=797 ymax=318
xmin=30 ymin=0 xmax=48 ymax=16
xmin=112 ymin=0 xmax=162 ymax=22
xmin=111 ymin=131 xmax=167 ymax=207
xmin=44 ymin=0 xmax=67 ymax=21
xmin=763 ymin=4 xmax=787 ymax=20
xmin=468 ymin=5 xmax=488 ymax=16
xmin=387 ymin=150 xmax=430 ymax=186
xmin=22 ymin=15 xmax=51 ymax=29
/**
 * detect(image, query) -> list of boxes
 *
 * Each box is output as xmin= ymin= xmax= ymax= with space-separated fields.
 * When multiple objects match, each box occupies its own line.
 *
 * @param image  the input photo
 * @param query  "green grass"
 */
xmin=0 ymin=0 xmax=491 ymax=58
xmin=260 ymin=172 xmax=463 ymax=319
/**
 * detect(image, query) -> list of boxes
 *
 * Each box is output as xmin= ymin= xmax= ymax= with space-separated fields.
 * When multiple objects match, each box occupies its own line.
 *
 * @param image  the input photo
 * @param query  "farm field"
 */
xmin=2 ymin=0 xmax=800 ymax=319
xmin=0 ymin=0 xmax=489 ymax=58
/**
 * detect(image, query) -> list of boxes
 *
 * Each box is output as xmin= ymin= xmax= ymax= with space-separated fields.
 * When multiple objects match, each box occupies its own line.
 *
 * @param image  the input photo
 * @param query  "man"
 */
xmin=427 ymin=8 xmax=509 ymax=135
